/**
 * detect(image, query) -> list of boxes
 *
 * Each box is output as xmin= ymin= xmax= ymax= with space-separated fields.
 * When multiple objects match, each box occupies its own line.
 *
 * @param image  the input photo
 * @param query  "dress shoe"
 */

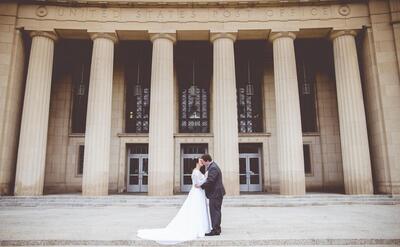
xmin=205 ymin=231 xmax=220 ymax=236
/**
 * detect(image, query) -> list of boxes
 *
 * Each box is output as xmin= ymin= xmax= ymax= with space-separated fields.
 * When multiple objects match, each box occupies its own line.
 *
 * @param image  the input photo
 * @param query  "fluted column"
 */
xmin=82 ymin=33 xmax=116 ymax=196
xmin=14 ymin=31 xmax=57 ymax=196
xmin=148 ymin=33 xmax=175 ymax=196
xmin=211 ymin=33 xmax=240 ymax=196
xmin=330 ymin=30 xmax=373 ymax=194
xmin=269 ymin=32 xmax=305 ymax=195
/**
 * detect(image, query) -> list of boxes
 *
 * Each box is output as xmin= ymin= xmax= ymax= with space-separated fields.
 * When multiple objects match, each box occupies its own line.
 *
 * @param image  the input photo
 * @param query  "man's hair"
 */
xmin=201 ymin=154 xmax=212 ymax=162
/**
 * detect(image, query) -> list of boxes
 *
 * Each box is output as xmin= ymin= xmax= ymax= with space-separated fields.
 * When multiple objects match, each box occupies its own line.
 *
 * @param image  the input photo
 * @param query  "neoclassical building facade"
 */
xmin=0 ymin=0 xmax=399 ymax=196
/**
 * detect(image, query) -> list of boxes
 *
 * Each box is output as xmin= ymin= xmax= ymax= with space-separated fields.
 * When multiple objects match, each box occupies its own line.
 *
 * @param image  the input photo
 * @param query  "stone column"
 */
xmin=269 ymin=32 xmax=306 ymax=195
xmin=148 ymin=33 xmax=175 ymax=196
xmin=82 ymin=33 xmax=116 ymax=196
xmin=330 ymin=30 xmax=374 ymax=194
xmin=14 ymin=31 xmax=57 ymax=196
xmin=211 ymin=33 xmax=240 ymax=196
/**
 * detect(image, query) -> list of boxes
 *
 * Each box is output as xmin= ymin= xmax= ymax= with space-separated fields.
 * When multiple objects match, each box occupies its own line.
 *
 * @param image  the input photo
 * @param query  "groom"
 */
xmin=196 ymin=154 xmax=225 ymax=236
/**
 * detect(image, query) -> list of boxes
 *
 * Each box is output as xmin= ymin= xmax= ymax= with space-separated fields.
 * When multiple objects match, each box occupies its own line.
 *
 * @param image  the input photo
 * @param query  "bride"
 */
xmin=137 ymin=160 xmax=212 ymax=245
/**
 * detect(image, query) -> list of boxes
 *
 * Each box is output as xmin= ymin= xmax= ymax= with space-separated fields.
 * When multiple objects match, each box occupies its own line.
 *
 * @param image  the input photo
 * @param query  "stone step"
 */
xmin=1 ymin=194 xmax=399 ymax=207
xmin=1 ymin=239 xmax=400 ymax=246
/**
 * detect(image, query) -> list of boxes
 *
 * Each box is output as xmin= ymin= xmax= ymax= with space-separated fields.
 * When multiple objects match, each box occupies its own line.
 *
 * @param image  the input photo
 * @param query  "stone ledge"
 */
xmin=1 ymin=194 xmax=399 ymax=207
xmin=1 ymin=238 xmax=400 ymax=246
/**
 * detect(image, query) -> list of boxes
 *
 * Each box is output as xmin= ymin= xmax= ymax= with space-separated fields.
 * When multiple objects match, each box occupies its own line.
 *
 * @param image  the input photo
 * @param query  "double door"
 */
xmin=127 ymin=154 xmax=148 ymax=192
xmin=239 ymin=152 xmax=262 ymax=192
xmin=181 ymin=144 xmax=208 ymax=192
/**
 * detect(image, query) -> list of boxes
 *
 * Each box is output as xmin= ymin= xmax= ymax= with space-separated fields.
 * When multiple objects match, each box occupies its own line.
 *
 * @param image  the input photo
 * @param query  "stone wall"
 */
xmin=359 ymin=0 xmax=400 ymax=194
xmin=0 ymin=3 xmax=26 ymax=195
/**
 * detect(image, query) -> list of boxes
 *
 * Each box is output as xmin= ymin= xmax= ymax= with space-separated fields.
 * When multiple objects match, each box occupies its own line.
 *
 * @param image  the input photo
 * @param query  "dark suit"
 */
xmin=201 ymin=161 xmax=225 ymax=233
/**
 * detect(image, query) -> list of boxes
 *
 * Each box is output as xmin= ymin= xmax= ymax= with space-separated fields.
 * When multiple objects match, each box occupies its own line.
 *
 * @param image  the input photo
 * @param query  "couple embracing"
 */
xmin=137 ymin=154 xmax=225 ymax=245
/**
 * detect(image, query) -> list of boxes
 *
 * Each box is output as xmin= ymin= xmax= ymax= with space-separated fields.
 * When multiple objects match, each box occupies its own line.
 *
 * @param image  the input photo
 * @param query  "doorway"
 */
xmin=127 ymin=144 xmax=148 ymax=192
xmin=180 ymin=144 xmax=208 ymax=192
xmin=239 ymin=143 xmax=262 ymax=192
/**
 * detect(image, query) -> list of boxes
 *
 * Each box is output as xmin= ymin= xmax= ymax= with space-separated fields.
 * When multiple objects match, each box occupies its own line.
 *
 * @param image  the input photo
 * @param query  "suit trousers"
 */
xmin=209 ymin=197 xmax=223 ymax=233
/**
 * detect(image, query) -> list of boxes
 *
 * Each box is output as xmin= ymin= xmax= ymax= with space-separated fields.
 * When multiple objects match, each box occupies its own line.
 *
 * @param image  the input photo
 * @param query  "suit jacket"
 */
xmin=201 ymin=161 xmax=226 ymax=199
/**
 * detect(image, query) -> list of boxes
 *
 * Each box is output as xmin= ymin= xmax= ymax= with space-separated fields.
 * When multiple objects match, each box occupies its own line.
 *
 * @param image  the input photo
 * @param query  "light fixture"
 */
xmin=246 ymin=59 xmax=254 ymax=96
xmin=188 ymin=58 xmax=200 ymax=119
xmin=302 ymin=60 xmax=311 ymax=95
xmin=188 ymin=59 xmax=198 ymax=96
xmin=134 ymin=62 xmax=142 ymax=96
xmin=77 ymin=63 xmax=85 ymax=96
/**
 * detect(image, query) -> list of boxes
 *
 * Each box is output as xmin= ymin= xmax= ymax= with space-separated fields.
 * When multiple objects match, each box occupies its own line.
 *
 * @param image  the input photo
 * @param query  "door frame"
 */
xmin=180 ymin=144 xmax=208 ymax=192
xmin=126 ymin=153 xmax=148 ymax=192
xmin=239 ymin=149 xmax=262 ymax=192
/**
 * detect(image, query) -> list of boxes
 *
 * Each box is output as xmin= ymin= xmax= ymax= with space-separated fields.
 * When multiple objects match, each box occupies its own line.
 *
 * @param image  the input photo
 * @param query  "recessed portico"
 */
xmin=1 ymin=1 xmax=399 ymax=197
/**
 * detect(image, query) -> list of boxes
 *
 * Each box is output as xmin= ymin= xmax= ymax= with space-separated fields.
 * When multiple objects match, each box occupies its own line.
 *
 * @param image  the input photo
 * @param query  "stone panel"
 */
xmin=0 ymin=3 xmax=25 ymax=195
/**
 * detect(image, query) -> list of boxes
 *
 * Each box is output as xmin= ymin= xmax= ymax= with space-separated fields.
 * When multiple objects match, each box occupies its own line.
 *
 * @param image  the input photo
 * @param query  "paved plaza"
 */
xmin=0 ymin=195 xmax=399 ymax=246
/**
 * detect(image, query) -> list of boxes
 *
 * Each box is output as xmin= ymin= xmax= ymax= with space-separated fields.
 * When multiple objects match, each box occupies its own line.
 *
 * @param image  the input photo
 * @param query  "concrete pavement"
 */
xmin=0 ymin=195 xmax=399 ymax=246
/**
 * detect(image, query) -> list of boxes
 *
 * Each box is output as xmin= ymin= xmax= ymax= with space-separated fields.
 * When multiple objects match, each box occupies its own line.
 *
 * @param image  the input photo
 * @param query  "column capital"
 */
xmin=149 ymin=33 xmax=176 ymax=43
xmin=210 ymin=32 xmax=237 ymax=43
xmin=329 ymin=30 xmax=357 ymax=40
xmin=29 ymin=31 xmax=58 ymax=42
xmin=268 ymin=32 xmax=296 ymax=42
xmin=89 ymin=32 xmax=118 ymax=43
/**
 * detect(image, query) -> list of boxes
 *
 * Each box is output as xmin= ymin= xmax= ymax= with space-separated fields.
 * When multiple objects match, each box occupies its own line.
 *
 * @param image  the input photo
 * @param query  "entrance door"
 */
xmin=239 ymin=144 xmax=262 ymax=192
xmin=127 ymin=145 xmax=148 ymax=192
xmin=181 ymin=144 xmax=208 ymax=192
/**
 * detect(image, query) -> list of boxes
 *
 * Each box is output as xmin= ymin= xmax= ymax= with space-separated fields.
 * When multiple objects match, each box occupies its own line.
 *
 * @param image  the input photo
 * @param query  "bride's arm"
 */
xmin=197 ymin=171 xmax=207 ymax=186
xmin=194 ymin=171 xmax=207 ymax=186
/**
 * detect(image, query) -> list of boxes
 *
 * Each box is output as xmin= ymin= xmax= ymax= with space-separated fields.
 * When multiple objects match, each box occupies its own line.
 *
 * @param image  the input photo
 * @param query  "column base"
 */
xmin=14 ymin=185 xmax=43 ymax=196
xmin=345 ymin=184 xmax=374 ymax=195
xmin=0 ymin=183 xmax=13 ymax=196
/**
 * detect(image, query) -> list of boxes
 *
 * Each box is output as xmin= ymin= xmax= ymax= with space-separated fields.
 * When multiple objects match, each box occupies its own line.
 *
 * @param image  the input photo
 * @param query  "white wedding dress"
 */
xmin=137 ymin=169 xmax=212 ymax=245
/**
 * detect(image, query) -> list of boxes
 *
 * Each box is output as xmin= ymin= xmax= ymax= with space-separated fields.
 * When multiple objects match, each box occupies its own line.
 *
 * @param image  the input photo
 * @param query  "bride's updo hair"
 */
xmin=201 ymin=154 xmax=212 ymax=162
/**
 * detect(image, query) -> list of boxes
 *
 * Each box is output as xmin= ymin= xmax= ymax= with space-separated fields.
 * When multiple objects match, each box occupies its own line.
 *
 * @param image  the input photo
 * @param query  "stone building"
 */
xmin=0 ymin=0 xmax=399 ymax=196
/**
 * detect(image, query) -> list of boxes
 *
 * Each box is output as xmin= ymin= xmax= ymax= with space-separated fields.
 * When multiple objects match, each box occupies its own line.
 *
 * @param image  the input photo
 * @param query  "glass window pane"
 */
xmin=69 ymin=40 xmax=92 ymax=134
xmin=250 ymin=158 xmax=259 ymax=174
xmin=239 ymin=158 xmax=246 ymax=174
xmin=129 ymin=176 xmax=139 ymax=185
xmin=235 ymin=41 xmax=264 ymax=133
xmin=130 ymin=159 xmax=139 ymax=175
xmin=295 ymin=40 xmax=318 ymax=133
xmin=303 ymin=144 xmax=312 ymax=174
xmin=177 ymin=42 xmax=211 ymax=133
xmin=184 ymin=176 xmax=192 ymax=185
xmin=142 ymin=175 xmax=148 ymax=185
xmin=184 ymin=159 xmax=195 ymax=174
xmin=240 ymin=175 xmax=246 ymax=184
xmin=250 ymin=175 xmax=259 ymax=184
xmin=142 ymin=158 xmax=148 ymax=173
xmin=77 ymin=145 xmax=84 ymax=175
xmin=124 ymin=42 xmax=152 ymax=133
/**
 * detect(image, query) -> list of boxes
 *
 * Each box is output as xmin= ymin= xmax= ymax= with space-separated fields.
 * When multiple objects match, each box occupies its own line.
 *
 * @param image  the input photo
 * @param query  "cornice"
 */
xmin=16 ymin=0 xmax=367 ymax=8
